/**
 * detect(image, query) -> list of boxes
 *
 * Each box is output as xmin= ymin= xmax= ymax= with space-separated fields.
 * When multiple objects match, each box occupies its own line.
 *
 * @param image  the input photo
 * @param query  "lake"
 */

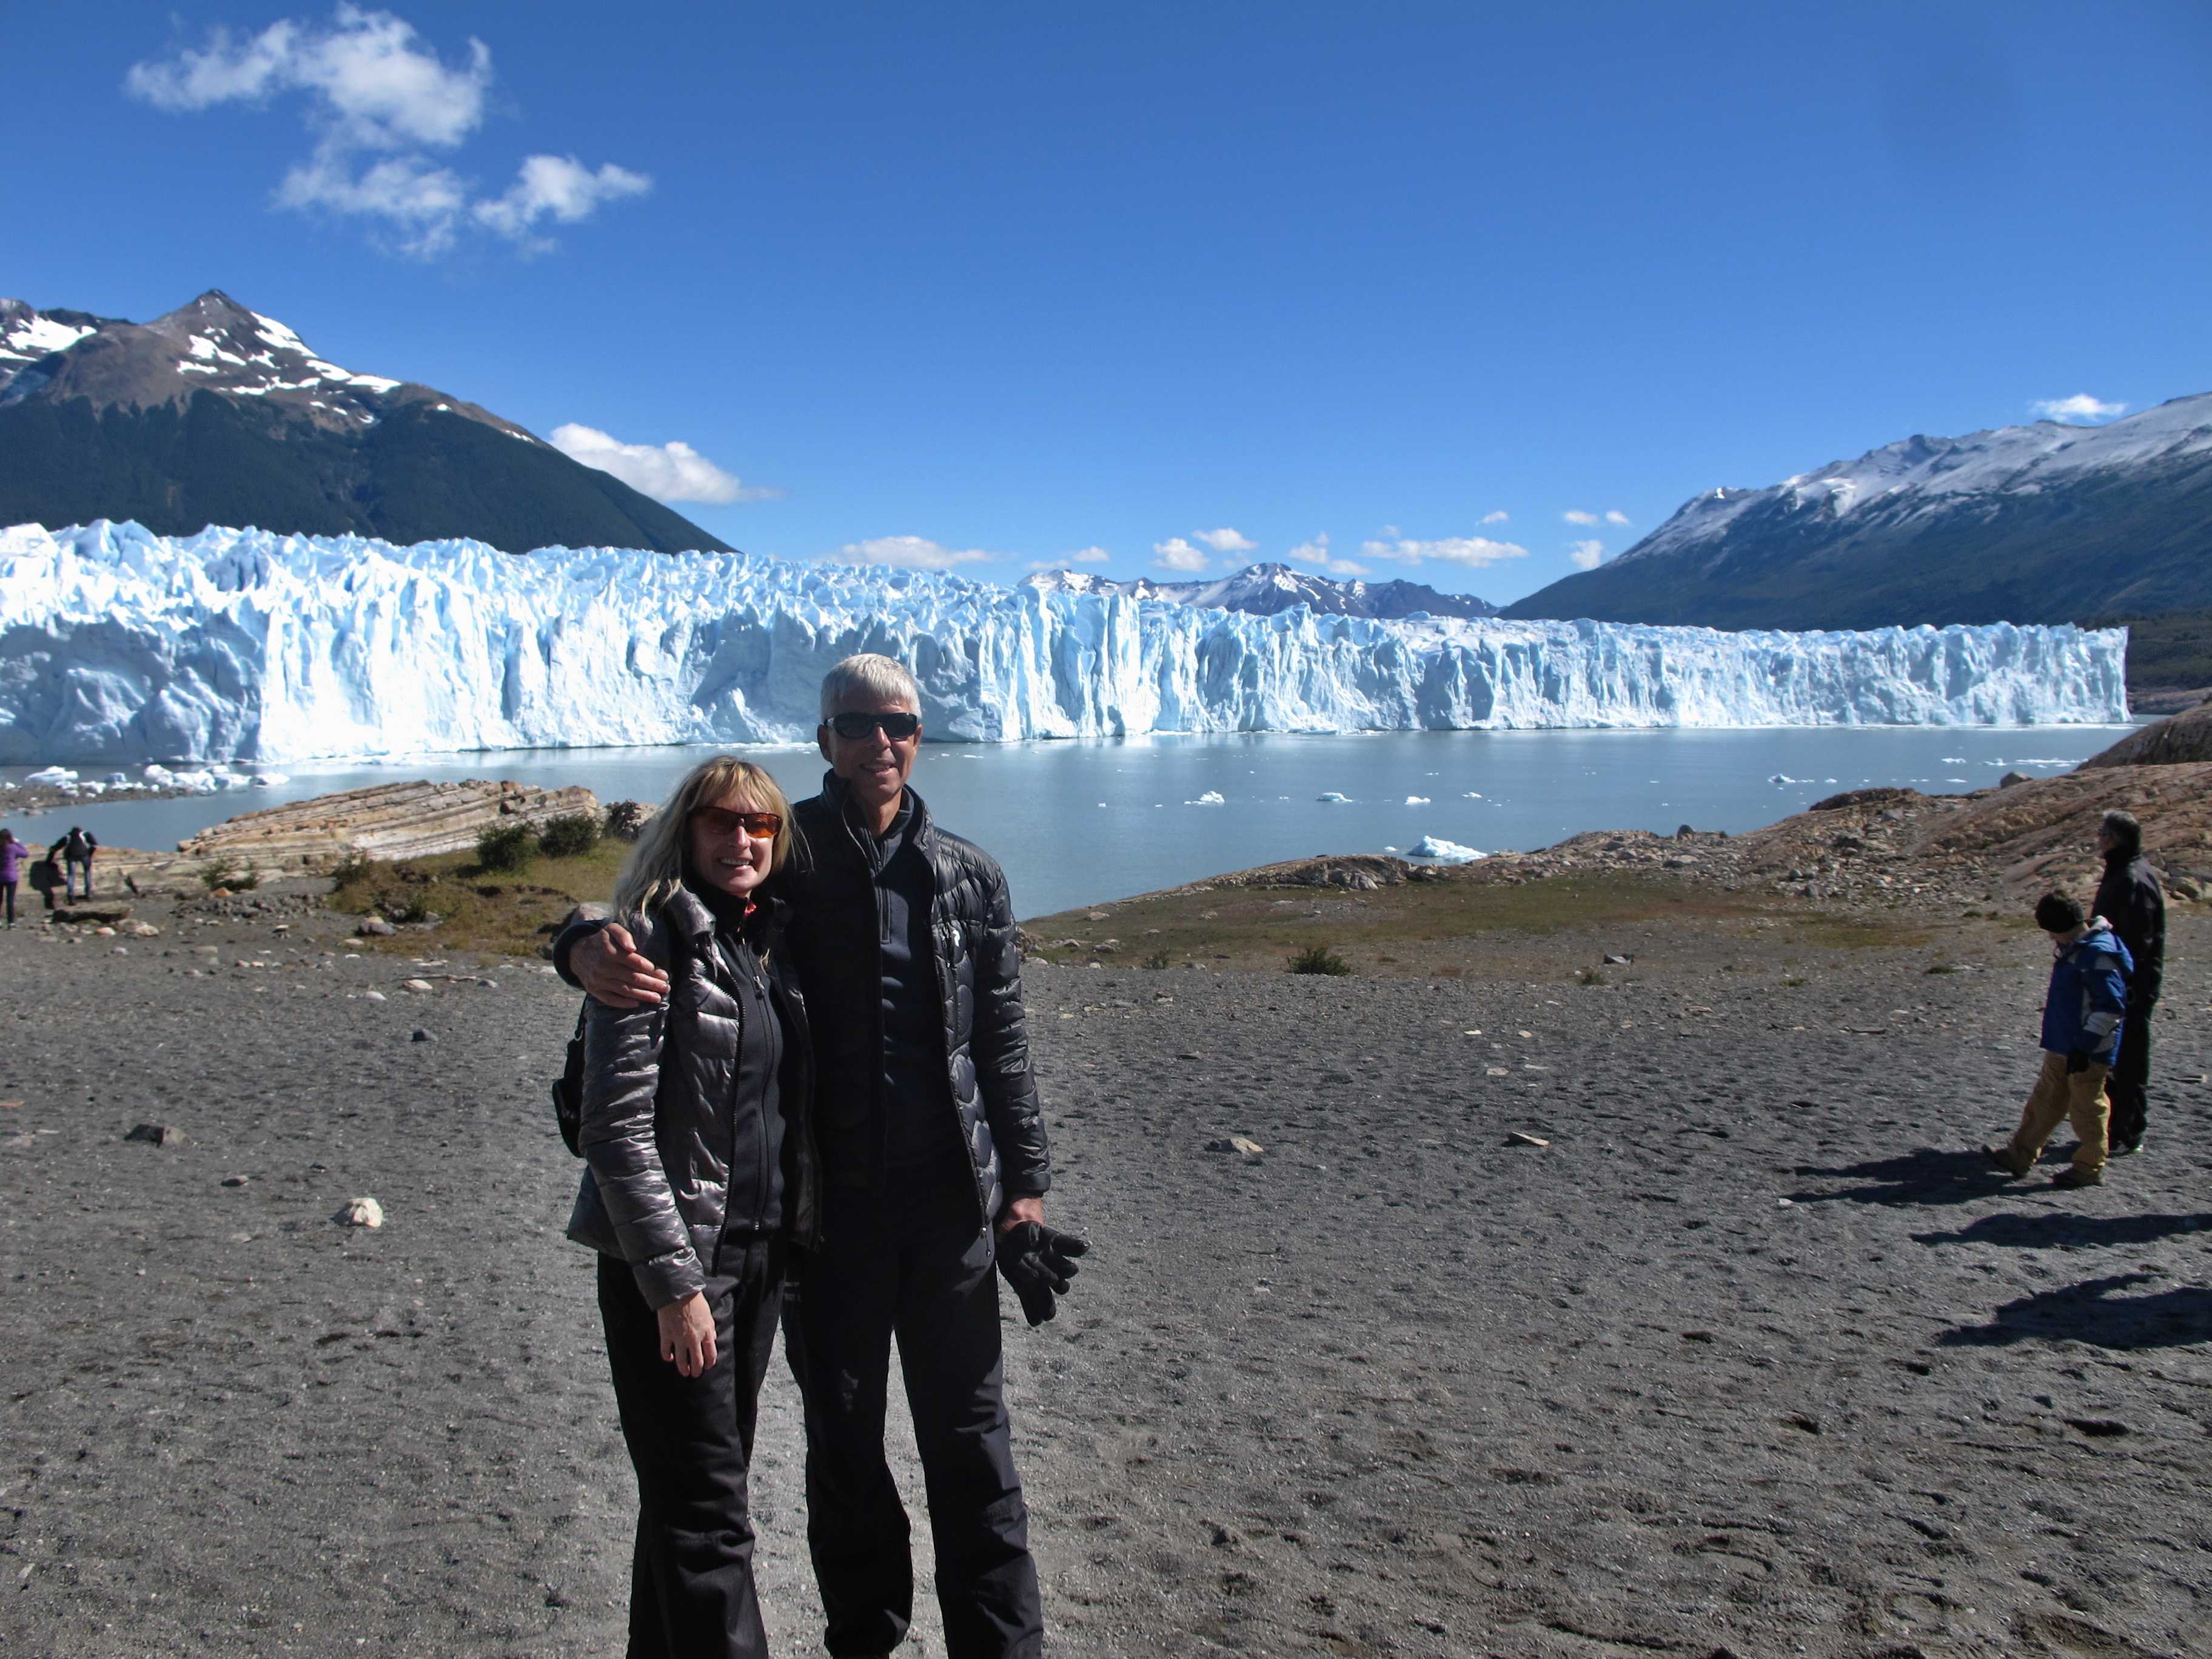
xmin=5 ymin=725 xmax=2130 ymax=919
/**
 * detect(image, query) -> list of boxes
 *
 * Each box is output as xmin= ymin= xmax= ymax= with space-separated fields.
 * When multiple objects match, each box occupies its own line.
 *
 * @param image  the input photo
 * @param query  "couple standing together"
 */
xmin=557 ymin=652 xmax=1087 ymax=1659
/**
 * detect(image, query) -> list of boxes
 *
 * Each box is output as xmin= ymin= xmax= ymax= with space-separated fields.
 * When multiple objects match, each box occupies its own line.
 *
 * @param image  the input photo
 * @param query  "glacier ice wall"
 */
xmin=0 ymin=522 xmax=2130 ymax=763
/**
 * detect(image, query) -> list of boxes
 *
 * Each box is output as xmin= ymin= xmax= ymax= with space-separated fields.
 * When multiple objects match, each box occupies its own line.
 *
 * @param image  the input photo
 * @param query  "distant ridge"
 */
xmin=0 ymin=290 xmax=732 ymax=555
xmin=1022 ymin=561 xmax=1497 ymax=620
xmin=1504 ymin=393 xmax=2212 ymax=630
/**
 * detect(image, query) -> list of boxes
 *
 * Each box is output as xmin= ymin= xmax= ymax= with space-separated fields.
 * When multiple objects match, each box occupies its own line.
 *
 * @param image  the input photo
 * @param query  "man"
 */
xmin=563 ymin=654 xmax=1083 ymax=1659
xmin=1985 ymin=892 xmax=2133 ymax=1189
xmin=2090 ymin=809 xmax=2165 ymax=1156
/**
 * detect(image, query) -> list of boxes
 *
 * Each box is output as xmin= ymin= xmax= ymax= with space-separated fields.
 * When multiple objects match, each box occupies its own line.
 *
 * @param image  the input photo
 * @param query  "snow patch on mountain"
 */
xmin=0 ymin=521 xmax=2130 ymax=764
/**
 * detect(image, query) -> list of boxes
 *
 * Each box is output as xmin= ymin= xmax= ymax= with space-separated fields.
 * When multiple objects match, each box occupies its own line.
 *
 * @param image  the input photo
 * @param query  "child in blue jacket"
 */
xmin=1986 ymin=892 xmax=2134 ymax=1188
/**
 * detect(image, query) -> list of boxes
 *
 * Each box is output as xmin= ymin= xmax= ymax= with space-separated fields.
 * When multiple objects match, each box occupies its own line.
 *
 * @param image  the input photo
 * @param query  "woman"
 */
xmin=0 ymin=828 xmax=23 ymax=927
xmin=568 ymin=756 xmax=819 ymax=1658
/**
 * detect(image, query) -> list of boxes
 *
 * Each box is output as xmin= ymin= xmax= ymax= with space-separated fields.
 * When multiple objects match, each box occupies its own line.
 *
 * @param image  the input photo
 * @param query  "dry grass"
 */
xmin=330 ymin=841 xmax=629 ymax=959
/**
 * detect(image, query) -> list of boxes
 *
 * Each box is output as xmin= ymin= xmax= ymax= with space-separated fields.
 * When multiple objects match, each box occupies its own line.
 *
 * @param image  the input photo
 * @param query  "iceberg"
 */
xmin=1407 ymin=834 xmax=1484 ymax=863
xmin=0 ymin=521 xmax=2133 ymax=765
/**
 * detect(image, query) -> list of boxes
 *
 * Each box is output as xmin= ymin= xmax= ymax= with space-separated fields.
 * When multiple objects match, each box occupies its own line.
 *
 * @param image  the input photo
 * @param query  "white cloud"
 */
xmin=1285 ymin=533 xmax=1369 ymax=578
xmin=1063 ymin=545 xmax=1111 ymax=564
xmin=125 ymin=6 xmax=648 ymax=258
xmin=475 ymin=155 xmax=651 ymax=247
xmin=1361 ymin=534 xmax=1529 ymax=569
xmin=1193 ymin=526 xmax=1256 ymax=554
xmin=548 ymin=424 xmax=772 ymax=505
xmin=1563 ymin=509 xmax=1600 ymax=526
xmin=1153 ymin=537 xmax=1210 ymax=573
xmin=1604 ymin=509 xmax=1631 ymax=526
xmin=2033 ymin=394 xmax=2128 ymax=424
xmin=1480 ymin=510 xmax=1510 ymax=525
xmin=826 ymin=535 xmax=993 ymax=572
xmin=1569 ymin=539 xmax=1604 ymax=570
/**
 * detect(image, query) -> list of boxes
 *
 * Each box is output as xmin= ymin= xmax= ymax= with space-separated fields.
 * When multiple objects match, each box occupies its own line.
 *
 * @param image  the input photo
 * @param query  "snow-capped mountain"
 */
xmin=1023 ymin=561 xmax=1498 ymax=619
xmin=0 ymin=521 xmax=2125 ymax=764
xmin=0 ymin=291 xmax=730 ymax=555
xmin=1506 ymin=392 xmax=2212 ymax=629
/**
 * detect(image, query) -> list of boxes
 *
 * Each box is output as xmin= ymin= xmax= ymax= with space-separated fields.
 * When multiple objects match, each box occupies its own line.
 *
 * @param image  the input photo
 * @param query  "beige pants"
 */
xmin=2002 ymin=1050 xmax=2111 ymax=1178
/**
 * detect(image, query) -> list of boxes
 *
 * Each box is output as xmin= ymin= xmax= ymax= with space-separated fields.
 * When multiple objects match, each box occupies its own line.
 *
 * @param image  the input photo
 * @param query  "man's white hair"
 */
xmin=819 ymin=653 xmax=922 ymax=722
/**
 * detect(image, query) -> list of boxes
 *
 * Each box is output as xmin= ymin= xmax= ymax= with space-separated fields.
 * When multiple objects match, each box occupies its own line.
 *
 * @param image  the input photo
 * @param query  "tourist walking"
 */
xmin=565 ymin=653 xmax=1085 ymax=1659
xmin=59 ymin=825 xmax=96 ymax=900
xmin=1986 ymin=893 xmax=2133 ymax=1188
xmin=0 ymin=829 xmax=23 ymax=927
xmin=566 ymin=755 xmax=820 ymax=1659
xmin=2090 ymin=809 xmax=2165 ymax=1156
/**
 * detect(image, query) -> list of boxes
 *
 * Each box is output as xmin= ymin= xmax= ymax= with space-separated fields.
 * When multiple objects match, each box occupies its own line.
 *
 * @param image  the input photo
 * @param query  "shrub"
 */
xmin=604 ymin=799 xmax=649 ymax=841
xmin=1287 ymin=942 xmax=1352 ymax=976
xmin=538 ymin=813 xmax=602 ymax=859
xmin=198 ymin=862 xmax=258 ymax=892
xmin=330 ymin=850 xmax=374 ymax=885
xmin=1142 ymin=948 xmax=1172 ymax=971
xmin=475 ymin=822 xmax=537 ymax=872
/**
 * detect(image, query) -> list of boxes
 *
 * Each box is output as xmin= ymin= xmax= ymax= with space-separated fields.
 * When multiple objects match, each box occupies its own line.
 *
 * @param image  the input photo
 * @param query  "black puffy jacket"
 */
xmin=2092 ymin=850 xmax=2166 ymax=1007
xmin=566 ymin=888 xmax=820 ymax=1307
xmin=784 ymin=774 xmax=1050 ymax=1229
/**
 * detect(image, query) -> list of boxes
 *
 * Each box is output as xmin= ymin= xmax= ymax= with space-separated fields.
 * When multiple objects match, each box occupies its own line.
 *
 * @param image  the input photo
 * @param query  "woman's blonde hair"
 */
xmin=612 ymin=756 xmax=794 ymax=922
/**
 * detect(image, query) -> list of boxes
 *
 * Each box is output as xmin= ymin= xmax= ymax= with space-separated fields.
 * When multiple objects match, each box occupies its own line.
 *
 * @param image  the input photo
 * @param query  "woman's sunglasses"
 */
xmin=692 ymin=806 xmax=783 ymax=839
xmin=826 ymin=711 xmax=922 ymax=741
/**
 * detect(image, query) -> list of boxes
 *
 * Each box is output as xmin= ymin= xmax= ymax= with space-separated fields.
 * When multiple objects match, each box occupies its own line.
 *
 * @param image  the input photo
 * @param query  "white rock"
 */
xmin=335 ymin=1197 xmax=384 ymax=1228
xmin=402 ymin=978 xmax=434 ymax=993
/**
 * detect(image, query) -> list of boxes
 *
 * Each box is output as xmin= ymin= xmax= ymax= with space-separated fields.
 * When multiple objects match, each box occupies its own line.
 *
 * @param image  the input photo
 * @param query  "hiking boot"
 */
xmin=2051 ymin=1166 xmax=2103 ymax=1190
xmin=2111 ymin=1136 xmax=2143 ymax=1156
xmin=1983 ymin=1145 xmax=2028 ymax=1178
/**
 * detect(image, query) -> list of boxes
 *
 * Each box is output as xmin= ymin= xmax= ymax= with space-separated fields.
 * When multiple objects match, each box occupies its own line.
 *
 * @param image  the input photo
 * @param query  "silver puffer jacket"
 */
xmin=566 ymin=888 xmax=820 ymax=1308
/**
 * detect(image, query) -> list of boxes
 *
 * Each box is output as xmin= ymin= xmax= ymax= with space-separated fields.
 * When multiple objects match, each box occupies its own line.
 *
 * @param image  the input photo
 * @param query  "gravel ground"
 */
xmin=2 ymin=891 xmax=2208 ymax=1659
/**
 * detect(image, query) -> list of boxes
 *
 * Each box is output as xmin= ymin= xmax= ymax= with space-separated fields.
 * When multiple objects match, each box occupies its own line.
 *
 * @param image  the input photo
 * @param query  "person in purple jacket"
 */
xmin=0 ymin=828 xmax=23 ymax=927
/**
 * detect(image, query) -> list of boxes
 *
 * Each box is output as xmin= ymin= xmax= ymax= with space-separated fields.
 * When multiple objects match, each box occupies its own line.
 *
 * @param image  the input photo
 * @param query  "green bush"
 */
xmin=538 ymin=813 xmax=602 ymax=858
xmin=199 ymin=862 xmax=258 ymax=892
xmin=603 ymin=799 xmax=649 ymax=841
xmin=1287 ymin=942 xmax=1352 ymax=977
xmin=1142 ymin=948 xmax=1172 ymax=971
xmin=475 ymin=822 xmax=537 ymax=872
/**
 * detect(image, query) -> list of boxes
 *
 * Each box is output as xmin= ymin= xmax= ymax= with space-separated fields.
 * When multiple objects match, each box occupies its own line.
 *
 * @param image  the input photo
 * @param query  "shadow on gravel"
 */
xmin=1786 ymin=1147 xmax=2001 ymax=1207
xmin=1936 ymin=1272 xmax=2212 ymax=1350
xmin=1911 ymin=1212 xmax=2212 ymax=1250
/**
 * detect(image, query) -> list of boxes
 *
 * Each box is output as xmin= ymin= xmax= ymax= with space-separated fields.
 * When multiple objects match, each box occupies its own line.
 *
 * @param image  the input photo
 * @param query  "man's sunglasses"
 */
xmin=692 ymin=806 xmax=783 ymax=839
xmin=825 ymin=711 xmax=922 ymax=741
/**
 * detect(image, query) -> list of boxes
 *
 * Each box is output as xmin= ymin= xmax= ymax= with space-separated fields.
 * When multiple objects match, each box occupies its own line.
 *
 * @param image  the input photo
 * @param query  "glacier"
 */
xmin=0 ymin=521 xmax=2130 ymax=765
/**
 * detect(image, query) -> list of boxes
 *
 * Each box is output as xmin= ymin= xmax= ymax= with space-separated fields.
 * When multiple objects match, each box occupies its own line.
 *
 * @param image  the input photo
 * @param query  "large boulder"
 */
xmin=2079 ymin=702 xmax=2212 ymax=768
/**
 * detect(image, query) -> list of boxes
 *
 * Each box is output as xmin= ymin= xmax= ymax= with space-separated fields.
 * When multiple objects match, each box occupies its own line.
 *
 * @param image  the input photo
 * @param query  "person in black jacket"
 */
xmin=566 ymin=654 xmax=1082 ymax=1659
xmin=2091 ymin=809 xmax=2165 ymax=1155
xmin=568 ymin=754 xmax=820 ymax=1659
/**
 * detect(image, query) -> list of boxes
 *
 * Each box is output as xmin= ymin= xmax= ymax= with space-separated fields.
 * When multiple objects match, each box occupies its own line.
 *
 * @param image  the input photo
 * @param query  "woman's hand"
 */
xmin=657 ymin=1292 xmax=717 ymax=1377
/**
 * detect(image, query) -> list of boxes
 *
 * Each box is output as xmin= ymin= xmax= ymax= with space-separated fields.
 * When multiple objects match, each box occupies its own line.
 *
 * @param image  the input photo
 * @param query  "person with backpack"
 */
xmin=2090 ymin=809 xmax=2165 ymax=1156
xmin=0 ymin=829 xmax=24 ymax=926
xmin=1985 ymin=891 xmax=2134 ymax=1189
xmin=59 ymin=825 xmax=96 ymax=900
xmin=564 ymin=754 xmax=820 ymax=1659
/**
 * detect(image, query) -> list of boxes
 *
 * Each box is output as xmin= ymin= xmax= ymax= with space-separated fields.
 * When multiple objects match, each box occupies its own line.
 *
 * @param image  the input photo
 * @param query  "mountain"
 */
xmin=0 ymin=521 xmax=2123 ymax=763
xmin=0 ymin=290 xmax=731 ymax=555
xmin=1503 ymin=394 xmax=2212 ymax=630
xmin=1022 ymin=561 xmax=1498 ymax=619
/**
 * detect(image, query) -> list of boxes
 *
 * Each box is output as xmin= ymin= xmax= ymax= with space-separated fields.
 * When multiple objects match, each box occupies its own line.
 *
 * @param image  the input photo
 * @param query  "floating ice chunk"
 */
xmin=1463 ymin=791 xmax=1484 ymax=799
xmin=24 ymin=766 xmax=75 ymax=786
xmin=1769 ymin=773 xmax=1803 ymax=785
xmin=1186 ymin=790 xmax=1226 ymax=805
xmin=106 ymin=772 xmax=127 ymax=784
xmin=251 ymin=773 xmax=290 ymax=786
xmin=1404 ymin=795 xmax=1430 ymax=805
xmin=1407 ymin=834 xmax=1484 ymax=863
xmin=1317 ymin=791 xmax=1354 ymax=803
xmin=1942 ymin=757 xmax=1966 ymax=763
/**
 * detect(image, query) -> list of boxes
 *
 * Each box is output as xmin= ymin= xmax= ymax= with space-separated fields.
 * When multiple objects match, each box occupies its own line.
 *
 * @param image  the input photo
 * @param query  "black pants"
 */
xmin=784 ymin=1182 xmax=1042 ymax=1659
xmin=598 ymin=1238 xmax=785 ymax=1659
xmin=1 ymin=880 xmax=13 ymax=925
xmin=2106 ymin=999 xmax=2156 ymax=1150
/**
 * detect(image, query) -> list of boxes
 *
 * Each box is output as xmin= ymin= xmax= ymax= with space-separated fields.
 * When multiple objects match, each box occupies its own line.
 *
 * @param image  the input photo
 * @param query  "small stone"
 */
xmin=94 ymin=926 xmax=117 ymax=938
xmin=1205 ymin=1136 xmax=1265 ymax=1156
xmin=1604 ymin=953 xmax=1632 ymax=965
xmin=1505 ymin=1131 xmax=1549 ymax=1148
xmin=402 ymin=978 xmax=434 ymax=993
xmin=333 ymin=1196 xmax=384 ymax=1229
xmin=357 ymin=917 xmax=396 ymax=937
xmin=221 ymin=1175 xmax=249 ymax=1188
xmin=192 ymin=945 xmax=220 ymax=959
xmin=362 ymin=990 xmax=386 ymax=1002
xmin=411 ymin=1027 xmax=435 ymax=1043
xmin=124 ymin=1123 xmax=183 ymax=1147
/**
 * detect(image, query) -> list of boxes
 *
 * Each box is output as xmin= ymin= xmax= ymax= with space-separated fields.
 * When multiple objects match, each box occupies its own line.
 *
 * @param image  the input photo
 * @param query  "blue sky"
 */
xmin=10 ymin=2 xmax=2211 ymax=603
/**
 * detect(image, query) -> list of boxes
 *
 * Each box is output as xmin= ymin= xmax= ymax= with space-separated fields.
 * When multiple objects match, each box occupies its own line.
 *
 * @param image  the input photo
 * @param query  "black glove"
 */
xmin=996 ymin=1221 xmax=1090 ymax=1327
xmin=2066 ymin=1050 xmax=2091 ymax=1074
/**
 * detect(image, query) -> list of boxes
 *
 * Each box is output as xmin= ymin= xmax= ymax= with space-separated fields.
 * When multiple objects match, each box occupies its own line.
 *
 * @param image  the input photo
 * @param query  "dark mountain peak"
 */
xmin=0 ymin=288 xmax=732 ymax=557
